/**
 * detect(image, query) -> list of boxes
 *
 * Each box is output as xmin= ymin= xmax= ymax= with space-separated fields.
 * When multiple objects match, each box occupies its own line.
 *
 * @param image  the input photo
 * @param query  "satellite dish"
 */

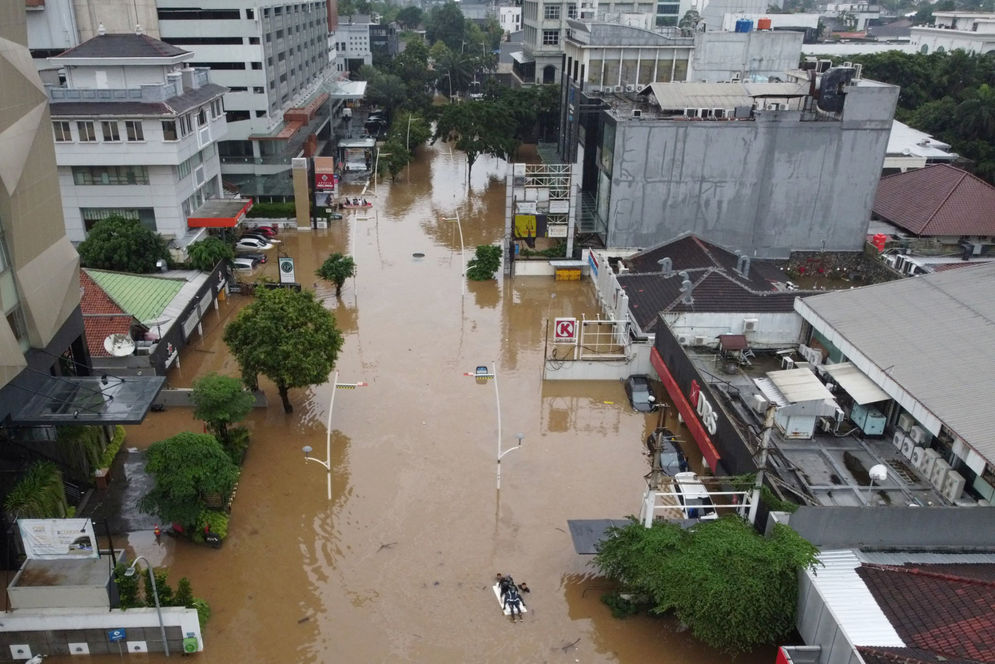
xmin=104 ymin=333 xmax=136 ymax=357
xmin=869 ymin=464 xmax=888 ymax=482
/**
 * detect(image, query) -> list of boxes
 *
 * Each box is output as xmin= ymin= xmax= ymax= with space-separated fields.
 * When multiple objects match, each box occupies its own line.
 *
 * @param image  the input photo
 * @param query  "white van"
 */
xmin=673 ymin=472 xmax=717 ymax=520
xmin=232 ymin=257 xmax=256 ymax=271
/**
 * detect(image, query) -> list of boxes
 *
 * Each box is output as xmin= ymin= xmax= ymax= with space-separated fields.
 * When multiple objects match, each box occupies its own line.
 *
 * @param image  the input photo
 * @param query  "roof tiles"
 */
xmin=53 ymin=34 xmax=189 ymax=60
xmin=873 ymin=164 xmax=995 ymax=236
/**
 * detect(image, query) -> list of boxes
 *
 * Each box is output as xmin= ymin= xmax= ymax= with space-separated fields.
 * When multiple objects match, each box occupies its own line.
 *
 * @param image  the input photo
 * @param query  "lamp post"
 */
xmin=463 ymin=362 xmax=523 ymax=490
xmin=302 ymin=371 xmax=367 ymax=500
xmin=124 ymin=556 xmax=169 ymax=657
xmin=441 ymin=211 xmax=465 ymax=296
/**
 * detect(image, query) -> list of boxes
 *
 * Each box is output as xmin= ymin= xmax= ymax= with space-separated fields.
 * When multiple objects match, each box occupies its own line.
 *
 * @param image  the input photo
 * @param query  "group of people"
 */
xmin=338 ymin=197 xmax=370 ymax=209
xmin=497 ymin=573 xmax=529 ymax=622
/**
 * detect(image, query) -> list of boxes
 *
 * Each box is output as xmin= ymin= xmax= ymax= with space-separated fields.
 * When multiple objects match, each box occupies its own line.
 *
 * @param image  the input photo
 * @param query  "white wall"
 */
xmin=663 ymin=311 xmax=804 ymax=348
xmin=909 ymin=27 xmax=995 ymax=55
xmin=65 ymin=64 xmax=174 ymax=89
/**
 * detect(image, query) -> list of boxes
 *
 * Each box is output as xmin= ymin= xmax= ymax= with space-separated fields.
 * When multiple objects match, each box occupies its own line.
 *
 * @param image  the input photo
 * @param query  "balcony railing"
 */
xmin=48 ymin=80 xmax=182 ymax=104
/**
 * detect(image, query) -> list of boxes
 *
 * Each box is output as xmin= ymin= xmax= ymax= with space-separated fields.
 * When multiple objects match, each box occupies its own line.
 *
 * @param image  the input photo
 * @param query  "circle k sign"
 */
xmin=553 ymin=317 xmax=578 ymax=344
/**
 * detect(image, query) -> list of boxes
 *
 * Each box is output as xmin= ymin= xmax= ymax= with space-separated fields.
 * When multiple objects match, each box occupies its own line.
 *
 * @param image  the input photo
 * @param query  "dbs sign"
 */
xmin=688 ymin=379 xmax=718 ymax=435
xmin=553 ymin=317 xmax=578 ymax=344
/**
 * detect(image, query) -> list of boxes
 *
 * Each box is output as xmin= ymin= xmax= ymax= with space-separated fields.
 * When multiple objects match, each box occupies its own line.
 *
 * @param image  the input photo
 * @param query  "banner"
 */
xmin=19 ymin=518 xmax=98 ymax=560
xmin=315 ymin=172 xmax=336 ymax=190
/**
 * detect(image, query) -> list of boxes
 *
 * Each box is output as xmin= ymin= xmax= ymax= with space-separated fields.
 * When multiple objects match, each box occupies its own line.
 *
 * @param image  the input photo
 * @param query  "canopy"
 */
xmin=823 ymin=362 xmax=891 ymax=405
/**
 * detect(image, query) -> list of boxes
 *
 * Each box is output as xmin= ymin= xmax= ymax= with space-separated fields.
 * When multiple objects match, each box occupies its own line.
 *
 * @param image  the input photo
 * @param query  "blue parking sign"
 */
xmin=108 ymin=629 xmax=126 ymax=642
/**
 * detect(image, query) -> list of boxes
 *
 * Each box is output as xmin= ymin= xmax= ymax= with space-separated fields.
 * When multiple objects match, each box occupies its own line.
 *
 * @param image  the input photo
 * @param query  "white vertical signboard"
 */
xmin=279 ymin=256 xmax=296 ymax=284
xmin=19 ymin=518 xmax=98 ymax=560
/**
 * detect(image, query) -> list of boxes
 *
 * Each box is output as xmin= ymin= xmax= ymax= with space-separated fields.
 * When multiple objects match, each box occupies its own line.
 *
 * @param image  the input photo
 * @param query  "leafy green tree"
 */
xmin=379 ymin=138 xmax=410 ymax=180
xmin=113 ymin=562 xmax=141 ymax=609
xmin=955 ymin=83 xmax=995 ymax=138
xmin=397 ymin=6 xmax=423 ymax=28
xmin=425 ymin=2 xmax=467 ymax=51
xmin=77 ymin=215 xmax=169 ymax=274
xmin=223 ymin=287 xmax=344 ymax=412
xmin=191 ymin=372 xmax=255 ymax=456
xmin=316 ymin=253 xmax=357 ymax=296
xmin=363 ymin=68 xmax=408 ymax=116
xmin=431 ymin=43 xmax=474 ymax=97
xmin=173 ymin=577 xmax=195 ymax=607
xmin=3 ymin=461 xmax=68 ymax=518
xmin=433 ymin=101 xmax=518 ymax=183
xmin=139 ymin=432 xmax=240 ymax=529
xmin=593 ymin=517 xmax=819 ymax=655
xmin=466 ymin=245 xmax=502 ymax=280
xmin=144 ymin=568 xmax=174 ymax=607
xmin=187 ymin=236 xmax=234 ymax=272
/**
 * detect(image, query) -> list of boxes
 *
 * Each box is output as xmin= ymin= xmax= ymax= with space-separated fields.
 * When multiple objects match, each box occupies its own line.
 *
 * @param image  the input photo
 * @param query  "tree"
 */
xmin=316 ymin=253 xmax=357 ymax=296
xmin=432 ymin=101 xmax=518 ymax=183
xmin=139 ymin=432 xmax=240 ymax=529
xmin=77 ymin=215 xmax=169 ymax=273
xmin=223 ymin=287 xmax=344 ymax=412
xmin=466 ymin=245 xmax=502 ymax=280
xmin=191 ymin=373 xmax=255 ymax=456
xmin=425 ymin=2 xmax=467 ymax=51
xmin=3 ymin=461 xmax=68 ymax=518
xmin=593 ymin=517 xmax=819 ymax=655
xmin=955 ymin=83 xmax=995 ymax=138
xmin=397 ymin=6 xmax=423 ymax=28
xmin=187 ymin=236 xmax=234 ymax=272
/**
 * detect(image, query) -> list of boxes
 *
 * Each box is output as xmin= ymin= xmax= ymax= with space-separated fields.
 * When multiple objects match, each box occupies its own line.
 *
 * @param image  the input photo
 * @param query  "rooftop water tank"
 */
xmin=735 ymin=18 xmax=754 ymax=32
xmin=758 ymin=17 xmax=772 ymax=30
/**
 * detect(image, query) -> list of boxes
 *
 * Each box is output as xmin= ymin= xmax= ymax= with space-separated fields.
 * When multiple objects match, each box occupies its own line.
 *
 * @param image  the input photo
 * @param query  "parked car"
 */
xmin=624 ymin=374 xmax=657 ymax=412
xmin=239 ymin=252 xmax=267 ymax=265
xmin=673 ymin=471 xmax=718 ymax=520
xmin=232 ymin=257 xmax=257 ymax=271
xmin=241 ymin=232 xmax=280 ymax=244
xmin=646 ymin=428 xmax=689 ymax=476
xmin=235 ymin=237 xmax=274 ymax=251
xmin=247 ymin=225 xmax=278 ymax=238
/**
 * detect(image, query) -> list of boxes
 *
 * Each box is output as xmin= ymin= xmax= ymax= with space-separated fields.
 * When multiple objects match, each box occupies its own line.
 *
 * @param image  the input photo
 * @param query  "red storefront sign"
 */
xmin=650 ymin=347 xmax=721 ymax=471
xmin=315 ymin=172 xmax=336 ymax=190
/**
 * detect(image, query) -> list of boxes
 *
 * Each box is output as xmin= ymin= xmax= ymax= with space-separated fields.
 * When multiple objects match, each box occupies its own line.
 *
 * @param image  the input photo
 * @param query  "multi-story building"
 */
xmin=333 ymin=14 xmax=374 ymax=73
xmin=910 ymin=11 xmax=995 ymax=55
xmin=559 ymin=66 xmax=899 ymax=257
xmin=499 ymin=5 xmax=523 ymax=34
xmin=0 ymin=3 xmax=163 ymax=434
xmin=370 ymin=20 xmax=399 ymax=60
xmin=47 ymin=31 xmax=229 ymax=246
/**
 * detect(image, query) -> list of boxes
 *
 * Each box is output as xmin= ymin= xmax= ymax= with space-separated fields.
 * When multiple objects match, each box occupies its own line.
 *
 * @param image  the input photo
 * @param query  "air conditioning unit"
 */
xmin=854 ymin=63 xmax=863 ymax=79
xmin=624 ymin=84 xmax=636 ymax=92
xmin=942 ymin=470 xmax=966 ymax=502
xmin=713 ymin=108 xmax=726 ymax=119
xmin=819 ymin=417 xmax=834 ymax=432
xmin=764 ymin=102 xmax=783 ymax=111
xmin=782 ymin=356 xmax=795 ymax=370
xmin=901 ymin=436 xmax=915 ymax=460
xmin=896 ymin=413 xmax=915 ymax=433
xmin=613 ymin=85 xmax=624 ymax=93
xmin=842 ymin=61 xmax=853 ymax=68
xmin=684 ymin=107 xmax=699 ymax=118
xmin=908 ymin=425 xmax=930 ymax=445
xmin=753 ymin=394 xmax=768 ymax=413
xmin=893 ymin=430 xmax=906 ymax=450
xmin=918 ymin=447 xmax=940 ymax=477
xmin=694 ymin=335 xmax=706 ymax=346
xmin=700 ymin=108 xmax=713 ymax=118
xmin=910 ymin=446 xmax=925 ymax=468
xmin=677 ymin=334 xmax=690 ymax=346
xmin=930 ymin=458 xmax=951 ymax=489
xmin=743 ymin=318 xmax=758 ymax=332
xmin=631 ymin=109 xmax=642 ymax=118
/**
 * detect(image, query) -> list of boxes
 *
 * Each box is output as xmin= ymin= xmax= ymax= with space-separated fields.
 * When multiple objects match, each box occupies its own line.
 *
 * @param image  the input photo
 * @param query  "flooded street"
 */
xmin=65 ymin=143 xmax=774 ymax=663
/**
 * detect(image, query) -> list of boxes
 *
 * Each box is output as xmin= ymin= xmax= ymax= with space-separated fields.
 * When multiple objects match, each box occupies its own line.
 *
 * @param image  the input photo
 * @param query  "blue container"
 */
xmin=735 ymin=18 xmax=752 ymax=32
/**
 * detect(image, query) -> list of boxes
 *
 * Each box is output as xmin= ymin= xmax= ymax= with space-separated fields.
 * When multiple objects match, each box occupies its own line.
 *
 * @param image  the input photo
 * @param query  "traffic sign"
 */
xmin=553 ymin=317 xmax=578 ymax=344
xmin=107 ymin=629 xmax=126 ymax=643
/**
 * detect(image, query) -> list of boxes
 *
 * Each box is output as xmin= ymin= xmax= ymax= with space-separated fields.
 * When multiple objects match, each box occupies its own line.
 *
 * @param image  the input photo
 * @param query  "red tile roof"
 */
xmin=873 ymin=164 xmax=995 ymax=237
xmin=80 ymin=272 xmax=135 ymax=358
xmin=856 ymin=564 xmax=995 ymax=664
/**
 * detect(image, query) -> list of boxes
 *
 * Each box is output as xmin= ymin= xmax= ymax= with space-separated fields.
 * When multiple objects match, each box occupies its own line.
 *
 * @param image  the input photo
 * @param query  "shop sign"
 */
xmin=688 ymin=379 xmax=718 ymax=435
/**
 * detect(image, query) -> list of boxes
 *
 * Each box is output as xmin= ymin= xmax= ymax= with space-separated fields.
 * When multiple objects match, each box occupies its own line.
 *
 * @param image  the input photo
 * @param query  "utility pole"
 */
xmin=747 ymin=403 xmax=777 ymax=526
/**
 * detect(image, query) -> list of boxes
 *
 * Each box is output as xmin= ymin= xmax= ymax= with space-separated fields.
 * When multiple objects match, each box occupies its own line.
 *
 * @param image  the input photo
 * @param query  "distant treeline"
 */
xmin=815 ymin=51 xmax=995 ymax=183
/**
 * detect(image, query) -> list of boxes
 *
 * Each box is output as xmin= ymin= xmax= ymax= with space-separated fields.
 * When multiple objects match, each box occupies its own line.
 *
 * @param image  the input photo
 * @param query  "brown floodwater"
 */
xmin=56 ymin=142 xmax=775 ymax=663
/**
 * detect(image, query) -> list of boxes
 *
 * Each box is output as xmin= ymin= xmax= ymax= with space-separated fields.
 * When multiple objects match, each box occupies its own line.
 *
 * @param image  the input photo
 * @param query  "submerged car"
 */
xmin=235 ymin=237 xmax=273 ymax=251
xmin=232 ymin=257 xmax=257 ymax=271
xmin=624 ymin=374 xmax=657 ymax=412
xmin=646 ymin=428 xmax=689 ymax=476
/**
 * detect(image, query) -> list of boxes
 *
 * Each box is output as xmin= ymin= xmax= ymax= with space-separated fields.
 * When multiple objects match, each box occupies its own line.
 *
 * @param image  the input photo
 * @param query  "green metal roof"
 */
xmin=84 ymin=269 xmax=184 ymax=322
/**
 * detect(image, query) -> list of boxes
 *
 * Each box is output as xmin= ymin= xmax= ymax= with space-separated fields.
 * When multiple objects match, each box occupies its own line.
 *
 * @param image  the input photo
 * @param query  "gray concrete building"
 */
xmin=562 ymin=68 xmax=899 ymax=257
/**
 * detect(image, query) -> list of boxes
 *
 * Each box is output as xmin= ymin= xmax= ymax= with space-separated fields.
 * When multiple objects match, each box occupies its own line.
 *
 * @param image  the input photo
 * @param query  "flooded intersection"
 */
xmin=71 ymin=143 xmax=774 ymax=663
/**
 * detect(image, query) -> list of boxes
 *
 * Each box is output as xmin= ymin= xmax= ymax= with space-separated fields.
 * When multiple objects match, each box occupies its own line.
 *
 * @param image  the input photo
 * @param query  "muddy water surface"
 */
xmin=63 ymin=143 xmax=774 ymax=663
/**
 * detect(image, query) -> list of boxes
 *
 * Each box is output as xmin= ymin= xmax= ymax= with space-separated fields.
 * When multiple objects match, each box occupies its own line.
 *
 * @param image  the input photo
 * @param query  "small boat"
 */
xmin=341 ymin=201 xmax=373 ymax=209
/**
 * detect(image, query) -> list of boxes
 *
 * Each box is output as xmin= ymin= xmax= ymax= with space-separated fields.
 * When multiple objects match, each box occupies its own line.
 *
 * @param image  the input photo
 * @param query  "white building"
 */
xmin=499 ymin=6 xmax=522 ymax=34
xmin=333 ymin=15 xmax=374 ymax=70
xmin=47 ymin=31 xmax=228 ymax=247
xmin=910 ymin=11 xmax=995 ymax=55
xmin=883 ymin=120 xmax=957 ymax=174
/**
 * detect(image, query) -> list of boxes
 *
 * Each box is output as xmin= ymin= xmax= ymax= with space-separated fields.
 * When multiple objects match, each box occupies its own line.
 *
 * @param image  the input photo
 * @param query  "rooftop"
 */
xmin=873 ymin=164 xmax=995 ymax=237
xmin=80 ymin=272 xmax=135 ymax=359
xmin=51 ymin=33 xmax=191 ymax=62
xmin=83 ymin=269 xmax=185 ymax=324
xmin=796 ymin=261 xmax=995 ymax=465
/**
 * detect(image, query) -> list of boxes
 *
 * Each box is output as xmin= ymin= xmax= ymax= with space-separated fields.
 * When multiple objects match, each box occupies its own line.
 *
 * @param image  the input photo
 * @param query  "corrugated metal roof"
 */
xmin=856 ymin=551 xmax=995 ymax=566
xmin=873 ymin=164 xmax=995 ymax=236
xmin=84 ymin=269 xmax=184 ymax=322
xmin=808 ymin=549 xmax=905 ymax=647
xmin=767 ymin=367 xmax=835 ymax=404
xmin=797 ymin=262 xmax=995 ymax=464
xmin=646 ymin=81 xmax=807 ymax=111
xmin=823 ymin=362 xmax=891 ymax=405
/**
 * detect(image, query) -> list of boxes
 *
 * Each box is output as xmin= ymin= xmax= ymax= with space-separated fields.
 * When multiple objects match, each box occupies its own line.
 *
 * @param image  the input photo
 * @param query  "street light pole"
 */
xmin=302 ymin=371 xmax=367 ymax=500
xmin=441 ymin=211 xmax=465 ymax=296
xmin=125 ymin=556 xmax=169 ymax=657
xmin=464 ymin=363 xmax=523 ymax=490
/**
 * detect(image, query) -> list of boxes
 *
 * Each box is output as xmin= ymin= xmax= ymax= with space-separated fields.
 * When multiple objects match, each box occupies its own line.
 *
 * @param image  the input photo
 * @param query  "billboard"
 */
xmin=278 ymin=257 xmax=296 ymax=284
xmin=315 ymin=172 xmax=336 ymax=191
xmin=19 ymin=518 xmax=98 ymax=560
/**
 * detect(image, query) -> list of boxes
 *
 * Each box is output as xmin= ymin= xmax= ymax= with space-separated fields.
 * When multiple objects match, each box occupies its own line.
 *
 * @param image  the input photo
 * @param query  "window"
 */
xmin=210 ymin=99 xmax=222 ymax=118
xmin=100 ymin=121 xmax=120 ymax=142
xmin=198 ymin=107 xmax=207 ymax=125
xmin=246 ymin=8 xmax=254 ymax=19
xmin=189 ymin=61 xmax=247 ymax=70
xmin=255 ymin=110 xmax=267 ymax=117
xmin=180 ymin=114 xmax=193 ymax=136
xmin=568 ymin=5 xmax=577 ymax=18
xmin=6 ymin=305 xmax=28 ymax=350
xmin=657 ymin=3 xmax=680 ymax=14
xmin=80 ymin=207 xmax=156 ymax=232
xmin=72 ymin=165 xmax=150 ymax=185
xmin=544 ymin=5 xmax=560 ymax=19
xmin=251 ymin=61 xmax=262 ymax=70
xmin=53 ymin=121 xmax=72 ymax=142
xmin=162 ymin=120 xmax=178 ymax=141
xmin=124 ymin=120 xmax=144 ymax=141
xmin=542 ymin=29 xmax=559 ymax=45
xmin=162 ymin=36 xmax=243 ymax=45
xmin=253 ymin=86 xmax=265 ymax=93
xmin=228 ymin=86 xmax=248 ymax=92
xmin=77 ymin=121 xmax=96 ymax=142
xmin=249 ymin=36 xmax=260 ymax=44
xmin=156 ymin=8 xmax=239 ymax=19
xmin=176 ymin=150 xmax=204 ymax=179
xmin=226 ymin=110 xmax=251 ymax=122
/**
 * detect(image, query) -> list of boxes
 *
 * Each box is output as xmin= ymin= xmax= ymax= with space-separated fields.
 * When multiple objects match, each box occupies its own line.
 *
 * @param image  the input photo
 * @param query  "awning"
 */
xmin=823 ymin=362 xmax=891 ymax=405
xmin=510 ymin=51 xmax=534 ymax=64
xmin=328 ymin=80 xmax=367 ymax=99
xmin=187 ymin=198 xmax=253 ymax=229
xmin=766 ymin=367 xmax=836 ymax=404
xmin=9 ymin=374 xmax=166 ymax=425
xmin=567 ymin=519 xmax=633 ymax=555
xmin=718 ymin=334 xmax=748 ymax=351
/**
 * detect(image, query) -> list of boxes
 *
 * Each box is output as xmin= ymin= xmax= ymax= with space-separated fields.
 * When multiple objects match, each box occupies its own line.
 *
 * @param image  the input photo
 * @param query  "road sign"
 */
xmin=553 ymin=317 xmax=578 ymax=344
xmin=107 ymin=629 xmax=126 ymax=642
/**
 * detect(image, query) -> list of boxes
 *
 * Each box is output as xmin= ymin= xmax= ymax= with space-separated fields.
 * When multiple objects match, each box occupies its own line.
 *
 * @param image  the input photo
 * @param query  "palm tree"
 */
xmin=955 ymin=84 xmax=995 ymax=140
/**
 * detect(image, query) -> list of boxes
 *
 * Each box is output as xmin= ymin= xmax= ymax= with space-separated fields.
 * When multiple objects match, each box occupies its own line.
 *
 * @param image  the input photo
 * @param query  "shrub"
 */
xmin=194 ymin=510 xmax=230 ymax=543
xmin=99 ymin=425 xmax=127 ymax=469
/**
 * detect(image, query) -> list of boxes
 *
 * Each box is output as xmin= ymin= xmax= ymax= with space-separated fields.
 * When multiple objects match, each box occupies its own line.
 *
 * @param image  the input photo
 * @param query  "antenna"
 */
xmin=104 ymin=334 xmax=136 ymax=358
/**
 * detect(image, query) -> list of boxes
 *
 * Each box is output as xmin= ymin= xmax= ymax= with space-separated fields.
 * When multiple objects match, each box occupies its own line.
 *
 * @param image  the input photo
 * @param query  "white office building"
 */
xmin=47 ymin=31 xmax=228 ymax=246
xmin=910 ymin=11 xmax=995 ymax=55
